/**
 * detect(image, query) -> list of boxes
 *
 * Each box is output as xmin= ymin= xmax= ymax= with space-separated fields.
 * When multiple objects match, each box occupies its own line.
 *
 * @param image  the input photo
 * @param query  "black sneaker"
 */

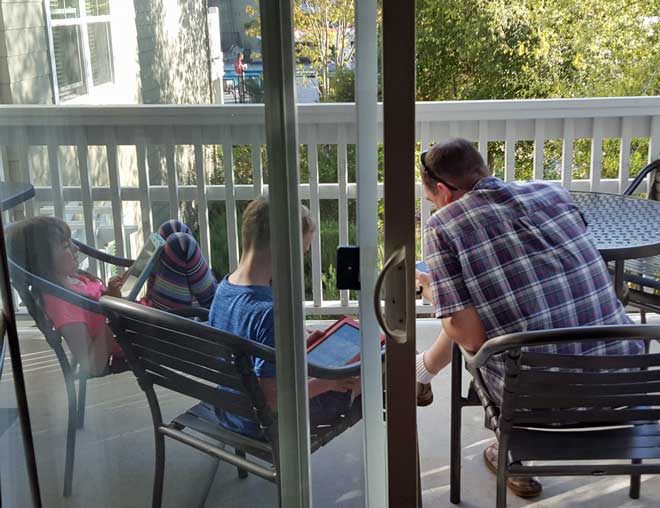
xmin=108 ymin=354 xmax=130 ymax=374
xmin=416 ymin=382 xmax=433 ymax=407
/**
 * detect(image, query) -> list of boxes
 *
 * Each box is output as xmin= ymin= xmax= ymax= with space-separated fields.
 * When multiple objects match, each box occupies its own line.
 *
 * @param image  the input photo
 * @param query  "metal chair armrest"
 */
xmin=464 ymin=324 xmax=660 ymax=369
xmin=622 ymin=159 xmax=660 ymax=196
xmin=100 ymin=296 xmax=376 ymax=381
xmin=10 ymin=259 xmax=103 ymax=314
xmin=167 ymin=307 xmax=210 ymax=321
xmin=73 ymin=239 xmax=134 ymax=267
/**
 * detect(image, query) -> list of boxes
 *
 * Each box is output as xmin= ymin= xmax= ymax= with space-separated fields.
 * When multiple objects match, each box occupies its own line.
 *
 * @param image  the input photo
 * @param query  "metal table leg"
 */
xmin=613 ymin=260 xmax=630 ymax=305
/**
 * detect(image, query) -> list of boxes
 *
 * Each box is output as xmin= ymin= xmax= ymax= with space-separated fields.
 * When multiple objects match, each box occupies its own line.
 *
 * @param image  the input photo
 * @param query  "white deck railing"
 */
xmin=1 ymin=97 xmax=659 ymax=314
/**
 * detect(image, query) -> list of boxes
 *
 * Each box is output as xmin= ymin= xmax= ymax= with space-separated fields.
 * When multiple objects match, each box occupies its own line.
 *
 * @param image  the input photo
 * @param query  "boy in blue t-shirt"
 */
xmin=209 ymin=196 xmax=359 ymax=439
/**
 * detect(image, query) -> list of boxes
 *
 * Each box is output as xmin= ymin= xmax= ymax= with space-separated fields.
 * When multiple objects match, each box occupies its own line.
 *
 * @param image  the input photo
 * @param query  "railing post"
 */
xmin=619 ymin=117 xmax=632 ymax=194
xmin=590 ymin=117 xmax=604 ymax=192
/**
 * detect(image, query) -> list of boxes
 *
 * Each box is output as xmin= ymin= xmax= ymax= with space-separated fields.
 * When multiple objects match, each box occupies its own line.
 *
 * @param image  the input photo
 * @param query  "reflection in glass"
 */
xmin=88 ymin=22 xmax=114 ymax=86
xmin=52 ymin=26 xmax=87 ymax=100
xmin=85 ymin=0 xmax=110 ymax=17
xmin=50 ymin=0 xmax=79 ymax=20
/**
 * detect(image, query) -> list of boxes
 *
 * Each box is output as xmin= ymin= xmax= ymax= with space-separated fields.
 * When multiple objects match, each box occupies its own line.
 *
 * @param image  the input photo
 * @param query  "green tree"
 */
xmin=246 ymin=0 xmax=356 ymax=100
xmin=417 ymin=0 xmax=660 ymax=101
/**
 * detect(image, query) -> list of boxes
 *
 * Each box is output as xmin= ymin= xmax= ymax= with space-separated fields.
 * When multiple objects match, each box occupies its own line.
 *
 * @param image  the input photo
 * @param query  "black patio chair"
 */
xmin=99 ymin=296 xmax=367 ymax=508
xmin=7 ymin=240 xmax=134 ymax=497
xmin=619 ymin=158 xmax=660 ymax=317
xmin=8 ymin=240 xmax=211 ymax=498
xmin=449 ymin=324 xmax=660 ymax=508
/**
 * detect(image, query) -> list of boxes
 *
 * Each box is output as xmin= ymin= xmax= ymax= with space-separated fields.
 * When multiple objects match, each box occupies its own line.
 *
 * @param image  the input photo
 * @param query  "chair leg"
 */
xmin=630 ymin=458 xmax=642 ymax=499
xmin=152 ymin=432 xmax=166 ymax=508
xmin=641 ymin=310 xmax=647 ymax=324
xmin=235 ymin=449 xmax=248 ymax=479
xmin=416 ymin=431 xmax=423 ymax=508
xmin=77 ymin=377 xmax=87 ymax=429
xmin=450 ymin=344 xmax=462 ymax=504
xmin=496 ymin=442 xmax=508 ymax=508
xmin=198 ymin=458 xmax=220 ymax=508
xmin=63 ymin=378 xmax=78 ymax=497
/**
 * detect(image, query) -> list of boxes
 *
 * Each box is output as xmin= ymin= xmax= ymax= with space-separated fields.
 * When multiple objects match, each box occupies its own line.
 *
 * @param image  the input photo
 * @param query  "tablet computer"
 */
xmin=120 ymin=233 xmax=166 ymax=301
xmin=307 ymin=317 xmax=385 ymax=367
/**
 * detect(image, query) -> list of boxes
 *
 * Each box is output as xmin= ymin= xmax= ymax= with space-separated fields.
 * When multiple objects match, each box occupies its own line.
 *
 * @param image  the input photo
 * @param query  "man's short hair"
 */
xmin=241 ymin=196 xmax=315 ymax=253
xmin=424 ymin=138 xmax=490 ymax=190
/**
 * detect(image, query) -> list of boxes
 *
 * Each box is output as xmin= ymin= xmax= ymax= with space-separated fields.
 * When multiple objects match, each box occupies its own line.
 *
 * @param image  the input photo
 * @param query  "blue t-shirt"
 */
xmin=208 ymin=276 xmax=276 ymax=438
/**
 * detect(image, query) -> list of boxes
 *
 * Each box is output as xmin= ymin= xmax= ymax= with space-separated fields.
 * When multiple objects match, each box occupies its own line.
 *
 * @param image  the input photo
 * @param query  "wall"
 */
xmin=0 ymin=0 xmax=53 ymax=104
xmin=134 ymin=0 xmax=212 ymax=105
xmin=212 ymin=0 xmax=259 ymax=53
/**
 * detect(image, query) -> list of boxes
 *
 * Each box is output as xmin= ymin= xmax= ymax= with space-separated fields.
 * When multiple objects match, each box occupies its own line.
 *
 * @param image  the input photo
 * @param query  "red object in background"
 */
xmin=234 ymin=57 xmax=246 ymax=76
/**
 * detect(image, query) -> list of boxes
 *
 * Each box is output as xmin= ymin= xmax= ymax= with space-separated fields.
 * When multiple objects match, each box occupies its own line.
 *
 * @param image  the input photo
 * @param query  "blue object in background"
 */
xmin=416 ymin=261 xmax=428 ymax=273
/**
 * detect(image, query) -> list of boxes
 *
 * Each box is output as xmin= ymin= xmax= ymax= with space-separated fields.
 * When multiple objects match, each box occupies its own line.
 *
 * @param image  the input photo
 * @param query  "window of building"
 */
xmin=47 ymin=0 xmax=115 ymax=102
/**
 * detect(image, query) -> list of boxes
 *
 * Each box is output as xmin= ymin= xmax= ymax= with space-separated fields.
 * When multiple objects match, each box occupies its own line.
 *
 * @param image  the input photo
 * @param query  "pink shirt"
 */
xmin=42 ymin=275 xmax=107 ymax=338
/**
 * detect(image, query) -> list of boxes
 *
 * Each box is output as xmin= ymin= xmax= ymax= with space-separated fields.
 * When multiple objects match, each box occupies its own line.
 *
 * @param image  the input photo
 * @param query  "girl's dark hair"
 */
xmin=6 ymin=217 xmax=71 ymax=281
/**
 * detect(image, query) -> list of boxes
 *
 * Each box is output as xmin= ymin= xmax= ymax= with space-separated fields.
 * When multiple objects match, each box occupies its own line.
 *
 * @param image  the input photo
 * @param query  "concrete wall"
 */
xmin=0 ymin=0 xmax=53 ymax=104
xmin=133 ymin=0 xmax=213 ymax=203
xmin=134 ymin=0 xmax=212 ymax=105
xmin=212 ymin=0 xmax=259 ymax=53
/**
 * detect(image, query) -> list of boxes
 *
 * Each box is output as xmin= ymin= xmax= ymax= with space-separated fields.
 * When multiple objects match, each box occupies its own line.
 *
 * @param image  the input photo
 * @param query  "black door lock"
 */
xmin=336 ymin=245 xmax=360 ymax=290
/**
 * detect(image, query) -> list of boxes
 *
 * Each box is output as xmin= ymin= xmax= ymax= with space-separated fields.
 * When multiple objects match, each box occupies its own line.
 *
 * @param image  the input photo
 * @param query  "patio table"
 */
xmin=570 ymin=191 xmax=660 ymax=303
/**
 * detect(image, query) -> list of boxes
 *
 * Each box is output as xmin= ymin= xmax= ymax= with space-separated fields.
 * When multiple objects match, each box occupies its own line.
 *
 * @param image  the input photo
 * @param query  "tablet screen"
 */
xmin=121 ymin=234 xmax=165 ymax=299
xmin=307 ymin=323 xmax=361 ymax=367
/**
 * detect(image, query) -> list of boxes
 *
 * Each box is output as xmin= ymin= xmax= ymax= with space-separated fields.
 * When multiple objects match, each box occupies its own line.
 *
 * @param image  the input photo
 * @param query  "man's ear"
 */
xmin=437 ymin=182 xmax=453 ymax=203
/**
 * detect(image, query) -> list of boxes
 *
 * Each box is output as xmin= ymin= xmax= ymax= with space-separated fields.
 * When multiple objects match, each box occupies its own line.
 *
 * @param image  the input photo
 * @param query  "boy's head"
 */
xmin=241 ymin=196 xmax=315 ymax=255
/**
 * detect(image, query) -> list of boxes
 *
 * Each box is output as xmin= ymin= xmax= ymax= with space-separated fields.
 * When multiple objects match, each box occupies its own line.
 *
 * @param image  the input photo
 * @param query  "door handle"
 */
xmin=374 ymin=245 xmax=410 ymax=344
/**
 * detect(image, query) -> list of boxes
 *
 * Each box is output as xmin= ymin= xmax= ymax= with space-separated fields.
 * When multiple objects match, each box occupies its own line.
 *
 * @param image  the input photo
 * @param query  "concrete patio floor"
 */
xmin=1 ymin=315 xmax=660 ymax=508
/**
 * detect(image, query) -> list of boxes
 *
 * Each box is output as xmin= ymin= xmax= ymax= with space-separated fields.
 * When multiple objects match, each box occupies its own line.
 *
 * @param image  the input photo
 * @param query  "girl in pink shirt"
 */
xmin=7 ymin=217 xmax=215 ymax=377
xmin=8 ymin=217 xmax=127 ymax=376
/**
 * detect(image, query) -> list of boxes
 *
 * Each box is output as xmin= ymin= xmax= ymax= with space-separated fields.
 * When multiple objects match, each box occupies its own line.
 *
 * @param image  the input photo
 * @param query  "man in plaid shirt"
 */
xmin=415 ymin=138 xmax=644 ymax=498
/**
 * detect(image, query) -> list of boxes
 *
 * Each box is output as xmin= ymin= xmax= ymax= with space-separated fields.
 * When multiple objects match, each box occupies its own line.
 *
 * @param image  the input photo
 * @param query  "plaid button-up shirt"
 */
xmin=424 ymin=176 xmax=644 ymax=403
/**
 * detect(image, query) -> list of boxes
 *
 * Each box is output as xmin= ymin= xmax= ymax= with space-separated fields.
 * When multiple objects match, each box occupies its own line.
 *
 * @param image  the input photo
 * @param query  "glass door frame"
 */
xmin=251 ymin=0 xmax=423 ymax=505
xmin=259 ymin=0 xmax=313 ymax=506
xmin=381 ymin=0 xmax=421 ymax=505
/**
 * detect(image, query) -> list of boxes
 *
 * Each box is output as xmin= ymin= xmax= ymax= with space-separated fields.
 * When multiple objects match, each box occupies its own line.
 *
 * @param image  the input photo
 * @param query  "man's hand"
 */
xmin=416 ymin=270 xmax=433 ymax=301
xmin=105 ymin=271 xmax=128 ymax=298
xmin=420 ymin=306 xmax=489 ymax=379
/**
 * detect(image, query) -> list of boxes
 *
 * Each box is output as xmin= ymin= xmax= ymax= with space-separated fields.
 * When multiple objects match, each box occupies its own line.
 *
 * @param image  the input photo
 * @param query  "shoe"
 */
xmin=416 ymin=381 xmax=433 ymax=407
xmin=108 ymin=354 xmax=130 ymax=374
xmin=483 ymin=442 xmax=542 ymax=498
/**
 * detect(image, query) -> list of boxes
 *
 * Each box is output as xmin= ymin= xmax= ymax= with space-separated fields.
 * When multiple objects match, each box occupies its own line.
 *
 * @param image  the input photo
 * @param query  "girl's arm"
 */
xmin=104 ymin=271 xmax=128 ymax=298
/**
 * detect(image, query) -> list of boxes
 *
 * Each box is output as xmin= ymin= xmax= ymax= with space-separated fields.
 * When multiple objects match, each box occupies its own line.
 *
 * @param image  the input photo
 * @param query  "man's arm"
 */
xmin=421 ymin=306 xmax=488 ymax=375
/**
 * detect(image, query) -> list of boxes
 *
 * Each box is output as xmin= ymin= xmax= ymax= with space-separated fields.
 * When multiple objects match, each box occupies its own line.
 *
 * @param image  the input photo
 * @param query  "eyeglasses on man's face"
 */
xmin=420 ymin=150 xmax=459 ymax=191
